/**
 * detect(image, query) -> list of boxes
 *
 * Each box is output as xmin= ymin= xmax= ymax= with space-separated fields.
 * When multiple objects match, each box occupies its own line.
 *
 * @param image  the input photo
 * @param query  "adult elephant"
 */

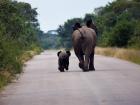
xmin=72 ymin=25 xmax=96 ymax=72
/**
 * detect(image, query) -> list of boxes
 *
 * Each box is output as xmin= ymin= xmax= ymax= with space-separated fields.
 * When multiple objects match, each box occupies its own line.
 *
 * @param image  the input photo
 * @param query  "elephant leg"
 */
xmin=58 ymin=67 xmax=65 ymax=72
xmin=65 ymin=65 xmax=69 ymax=70
xmin=89 ymin=50 xmax=95 ymax=71
xmin=58 ymin=59 xmax=65 ymax=72
xmin=74 ymin=49 xmax=84 ymax=70
xmin=77 ymin=55 xmax=84 ymax=70
xmin=83 ymin=54 xmax=90 ymax=72
xmin=65 ymin=61 xmax=69 ymax=70
xmin=65 ymin=63 xmax=69 ymax=70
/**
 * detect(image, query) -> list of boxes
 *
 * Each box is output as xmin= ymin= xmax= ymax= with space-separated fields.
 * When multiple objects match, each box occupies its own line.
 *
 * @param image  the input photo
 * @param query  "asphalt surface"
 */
xmin=0 ymin=50 xmax=140 ymax=105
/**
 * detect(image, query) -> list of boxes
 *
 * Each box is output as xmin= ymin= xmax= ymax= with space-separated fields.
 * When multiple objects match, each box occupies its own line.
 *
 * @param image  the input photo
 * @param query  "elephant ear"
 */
xmin=72 ymin=22 xmax=81 ymax=31
xmin=57 ymin=51 xmax=62 ymax=57
xmin=66 ymin=51 xmax=71 ymax=56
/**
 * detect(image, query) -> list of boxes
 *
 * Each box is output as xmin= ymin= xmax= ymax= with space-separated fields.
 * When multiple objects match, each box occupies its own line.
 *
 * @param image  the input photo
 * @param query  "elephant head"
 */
xmin=72 ymin=22 xmax=82 ymax=31
xmin=86 ymin=19 xmax=98 ymax=35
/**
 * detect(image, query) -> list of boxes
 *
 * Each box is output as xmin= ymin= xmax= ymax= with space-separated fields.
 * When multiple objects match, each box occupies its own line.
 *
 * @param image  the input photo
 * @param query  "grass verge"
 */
xmin=95 ymin=47 xmax=140 ymax=64
xmin=0 ymin=47 xmax=42 ymax=90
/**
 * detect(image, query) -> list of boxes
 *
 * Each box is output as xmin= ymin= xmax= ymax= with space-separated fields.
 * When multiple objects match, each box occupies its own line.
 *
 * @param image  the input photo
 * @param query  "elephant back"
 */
xmin=72 ymin=26 xmax=96 ymax=52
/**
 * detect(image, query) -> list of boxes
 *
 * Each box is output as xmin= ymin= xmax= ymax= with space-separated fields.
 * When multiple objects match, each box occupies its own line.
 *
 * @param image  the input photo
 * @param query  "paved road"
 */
xmin=0 ymin=50 xmax=140 ymax=105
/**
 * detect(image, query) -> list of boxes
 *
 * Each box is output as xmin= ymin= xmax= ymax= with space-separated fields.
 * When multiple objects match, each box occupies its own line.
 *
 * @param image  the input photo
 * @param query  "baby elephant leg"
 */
xmin=58 ymin=59 xmax=65 ymax=72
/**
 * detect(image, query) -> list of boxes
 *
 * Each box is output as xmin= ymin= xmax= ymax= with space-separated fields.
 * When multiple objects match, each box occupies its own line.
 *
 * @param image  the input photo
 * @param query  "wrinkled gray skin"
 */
xmin=57 ymin=51 xmax=71 ymax=72
xmin=72 ymin=26 xmax=96 ymax=72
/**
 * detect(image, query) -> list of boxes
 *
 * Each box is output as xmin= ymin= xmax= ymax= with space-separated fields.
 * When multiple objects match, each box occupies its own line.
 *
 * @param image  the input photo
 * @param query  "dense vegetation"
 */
xmin=96 ymin=0 xmax=140 ymax=48
xmin=0 ymin=0 xmax=42 ymax=88
xmin=50 ymin=0 xmax=140 ymax=49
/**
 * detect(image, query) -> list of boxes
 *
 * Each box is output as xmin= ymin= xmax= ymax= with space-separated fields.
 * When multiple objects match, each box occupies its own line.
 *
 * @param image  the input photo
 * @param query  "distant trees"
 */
xmin=38 ymin=30 xmax=60 ymax=49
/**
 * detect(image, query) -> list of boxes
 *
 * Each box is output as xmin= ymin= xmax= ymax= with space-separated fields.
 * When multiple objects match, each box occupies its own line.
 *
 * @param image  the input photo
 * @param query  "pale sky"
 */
xmin=17 ymin=0 xmax=114 ymax=32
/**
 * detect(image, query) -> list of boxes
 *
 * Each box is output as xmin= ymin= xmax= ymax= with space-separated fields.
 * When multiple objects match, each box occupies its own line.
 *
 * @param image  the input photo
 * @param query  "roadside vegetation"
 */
xmin=0 ymin=0 xmax=42 ymax=89
xmin=95 ymin=47 xmax=140 ymax=64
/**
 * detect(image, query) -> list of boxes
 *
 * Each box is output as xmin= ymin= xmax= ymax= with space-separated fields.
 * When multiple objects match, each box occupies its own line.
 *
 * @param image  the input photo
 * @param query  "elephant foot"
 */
xmin=65 ymin=67 xmax=68 ymax=70
xmin=59 ymin=67 xmax=65 ymax=72
xmin=83 ymin=69 xmax=89 ymax=72
xmin=79 ymin=63 xmax=84 ymax=69
xmin=83 ymin=66 xmax=89 ymax=72
xmin=89 ymin=66 xmax=95 ymax=71
xmin=60 ymin=69 xmax=65 ymax=72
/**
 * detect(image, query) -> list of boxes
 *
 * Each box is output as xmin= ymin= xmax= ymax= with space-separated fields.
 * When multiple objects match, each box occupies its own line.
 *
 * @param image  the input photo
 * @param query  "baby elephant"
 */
xmin=57 ymin=51 xmax=71 ymax=72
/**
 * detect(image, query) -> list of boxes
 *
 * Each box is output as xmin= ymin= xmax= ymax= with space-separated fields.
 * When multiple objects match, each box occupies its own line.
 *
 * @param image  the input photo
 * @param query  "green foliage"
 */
xmin=95 ymin=0 xmax=140 ymax=49
xmin=99 ymin=20 xmax=134 ymax=47
xmin=0 ymin=0 xmax=42 ymax=88
xmin=128 ymin=21 xmax=140 ymax=48
xmin=0 ymin=37 xmax=22 ymax=73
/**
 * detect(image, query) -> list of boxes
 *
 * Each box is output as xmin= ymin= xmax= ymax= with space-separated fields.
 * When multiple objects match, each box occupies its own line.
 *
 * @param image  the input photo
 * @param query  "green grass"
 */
xmin=95 ymin=47 xmax=140 ymax=64
xmin=0 ymin=47 xmax=42 ymax=90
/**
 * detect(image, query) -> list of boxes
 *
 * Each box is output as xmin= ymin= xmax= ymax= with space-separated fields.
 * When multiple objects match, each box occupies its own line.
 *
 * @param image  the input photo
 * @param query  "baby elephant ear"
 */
xmin=66 ymin=51 xmax=71 ymax=56
xmin=57 ymin=51 xmax=62 ymax=57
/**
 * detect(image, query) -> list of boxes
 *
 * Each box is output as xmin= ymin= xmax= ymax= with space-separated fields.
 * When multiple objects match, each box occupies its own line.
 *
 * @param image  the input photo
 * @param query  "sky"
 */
xmin=17 ymin=0 xmax=114 ymax=32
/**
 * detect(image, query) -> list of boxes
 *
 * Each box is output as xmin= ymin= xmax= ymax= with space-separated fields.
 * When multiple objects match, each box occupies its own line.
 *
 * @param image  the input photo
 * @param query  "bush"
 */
xmin=98 ymin=20 xmax=135 ymax=47
xmin=110 ymin=20 xmax=134 ymax=47
xmin=0 ymin=0 xmax=42 ymax=89
xmin=128 ymin=21 xmax=140 ymax=49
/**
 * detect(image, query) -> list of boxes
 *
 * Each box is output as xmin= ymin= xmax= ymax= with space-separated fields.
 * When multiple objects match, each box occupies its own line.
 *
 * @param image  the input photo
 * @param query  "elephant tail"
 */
xmin=77 ymin=29 xmax=84 ymax=40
